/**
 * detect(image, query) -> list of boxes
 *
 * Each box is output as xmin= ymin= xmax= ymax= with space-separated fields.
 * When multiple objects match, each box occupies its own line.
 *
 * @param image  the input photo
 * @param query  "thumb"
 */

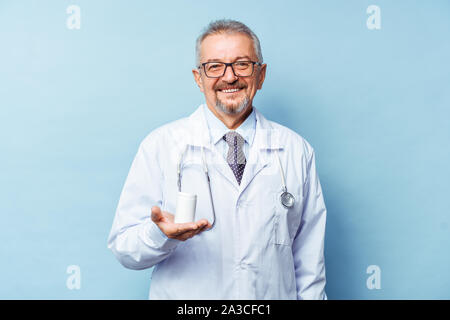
xmin=151 ymin=206 xmax=163 ymax=223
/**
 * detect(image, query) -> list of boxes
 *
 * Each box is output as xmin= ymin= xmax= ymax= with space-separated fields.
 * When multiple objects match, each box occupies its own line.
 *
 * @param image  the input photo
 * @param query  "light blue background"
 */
xmin=0 ymin=0 xmax=449 ymax=299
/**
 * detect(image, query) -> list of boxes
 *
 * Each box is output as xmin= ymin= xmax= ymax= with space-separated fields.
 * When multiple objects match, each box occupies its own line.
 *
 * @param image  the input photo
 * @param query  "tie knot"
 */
xmin=223 ymin=131 xmax=245 ymax=148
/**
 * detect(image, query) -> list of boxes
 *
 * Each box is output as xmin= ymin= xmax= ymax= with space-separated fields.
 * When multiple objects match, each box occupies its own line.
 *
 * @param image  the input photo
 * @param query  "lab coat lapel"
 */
xmin=239 ymin=109 xmax=283 ymax=194
xmin=185 ymin=105 xmax=210 ymax=149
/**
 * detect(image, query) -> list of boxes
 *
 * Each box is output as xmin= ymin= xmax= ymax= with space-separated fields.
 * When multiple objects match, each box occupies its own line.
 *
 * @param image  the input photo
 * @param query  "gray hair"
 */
xmin=195 ymin=19 xmax=263 ymax=67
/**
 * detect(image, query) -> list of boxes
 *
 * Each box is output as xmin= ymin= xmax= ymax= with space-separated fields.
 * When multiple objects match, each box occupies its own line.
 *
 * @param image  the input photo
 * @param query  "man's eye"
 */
xmin=235 ymin=62 xmax=250 ymax=67
xmin=209 ymin=64 xmax=221 ymax=69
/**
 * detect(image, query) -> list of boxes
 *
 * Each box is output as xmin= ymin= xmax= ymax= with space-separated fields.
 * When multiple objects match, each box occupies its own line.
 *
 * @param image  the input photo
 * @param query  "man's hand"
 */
xmin=151 ymin=206 xmax=212 ymax=241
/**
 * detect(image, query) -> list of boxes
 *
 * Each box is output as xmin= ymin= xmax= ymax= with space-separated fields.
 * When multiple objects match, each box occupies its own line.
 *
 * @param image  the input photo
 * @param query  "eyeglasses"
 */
xmin=199 ymin=61 xmax=262 ymax=78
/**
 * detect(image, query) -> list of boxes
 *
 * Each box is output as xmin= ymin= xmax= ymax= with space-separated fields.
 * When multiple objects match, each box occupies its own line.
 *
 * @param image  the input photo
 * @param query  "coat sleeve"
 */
xmin=107 ymin=134 xmax=181 ymax=270
xmin=292 ymin=148 xmax=327 ymax=299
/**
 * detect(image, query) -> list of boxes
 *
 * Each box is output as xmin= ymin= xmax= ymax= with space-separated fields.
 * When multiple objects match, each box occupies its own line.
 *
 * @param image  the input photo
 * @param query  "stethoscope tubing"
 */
xmin=176 ymin=146 xmax=295 ymax=229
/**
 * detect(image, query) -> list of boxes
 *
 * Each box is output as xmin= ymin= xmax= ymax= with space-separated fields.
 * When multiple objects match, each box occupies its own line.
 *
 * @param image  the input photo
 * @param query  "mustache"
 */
xmin=215 ymin=83 xmax=246 ymax=91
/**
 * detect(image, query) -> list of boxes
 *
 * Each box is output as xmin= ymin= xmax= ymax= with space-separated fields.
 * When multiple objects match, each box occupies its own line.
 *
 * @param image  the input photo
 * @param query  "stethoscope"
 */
xmin=177 ymin=146 xmax=295 ymax=229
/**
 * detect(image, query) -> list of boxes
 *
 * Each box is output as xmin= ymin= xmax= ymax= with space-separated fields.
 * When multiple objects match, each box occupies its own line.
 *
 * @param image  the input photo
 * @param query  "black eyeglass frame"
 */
xmin=198 ymin=61 xmax=262 ymax=78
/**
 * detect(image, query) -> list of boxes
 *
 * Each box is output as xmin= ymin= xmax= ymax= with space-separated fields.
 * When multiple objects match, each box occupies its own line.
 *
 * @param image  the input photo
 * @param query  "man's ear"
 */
xmin=192 ymin=68 xmax=204 ymax=93
xmin=257 ymin=63 xmax=267 ymax=90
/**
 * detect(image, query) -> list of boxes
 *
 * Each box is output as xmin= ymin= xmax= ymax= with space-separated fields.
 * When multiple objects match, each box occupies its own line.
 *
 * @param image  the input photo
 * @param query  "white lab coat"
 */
xmin=107 ymin=104 xmax=327 ymax=299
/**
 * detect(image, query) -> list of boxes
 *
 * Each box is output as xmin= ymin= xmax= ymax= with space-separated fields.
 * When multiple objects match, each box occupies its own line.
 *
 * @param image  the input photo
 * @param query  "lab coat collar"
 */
xmin=186 ymin=104 xmax=283 ymax=150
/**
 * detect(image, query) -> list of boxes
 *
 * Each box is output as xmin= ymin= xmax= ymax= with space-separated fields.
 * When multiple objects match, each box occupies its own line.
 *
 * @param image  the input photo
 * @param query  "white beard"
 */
xmin=215 ymin=94 xmax=250 ymax=115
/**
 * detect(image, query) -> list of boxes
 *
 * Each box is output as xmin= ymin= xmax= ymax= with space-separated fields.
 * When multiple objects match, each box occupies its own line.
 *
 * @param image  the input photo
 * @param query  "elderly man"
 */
xmin=108 ymin=19 xmax=327 ymax=300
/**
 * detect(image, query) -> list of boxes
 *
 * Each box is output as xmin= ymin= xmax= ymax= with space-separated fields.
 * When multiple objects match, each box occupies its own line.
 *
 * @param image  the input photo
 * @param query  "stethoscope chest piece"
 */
xmin=280 ymin=191 xmax=295 ymax=209
xmin=275 ymin=149 xmax=295 ymax=209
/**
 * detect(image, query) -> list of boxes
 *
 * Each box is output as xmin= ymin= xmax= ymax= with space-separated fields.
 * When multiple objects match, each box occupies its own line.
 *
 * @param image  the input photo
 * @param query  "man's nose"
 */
xmin=222 ymin=64 xmax=238 ymax=82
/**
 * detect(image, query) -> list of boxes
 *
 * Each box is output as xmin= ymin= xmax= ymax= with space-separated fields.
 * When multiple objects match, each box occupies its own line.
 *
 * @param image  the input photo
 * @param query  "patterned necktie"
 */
xmin=223 ymin=131 xmax=246 ymax=185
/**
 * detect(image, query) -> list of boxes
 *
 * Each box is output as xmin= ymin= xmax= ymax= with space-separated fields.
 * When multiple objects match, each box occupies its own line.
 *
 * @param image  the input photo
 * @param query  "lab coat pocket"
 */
xmin=272 ymin=190 xmax=302 ymax=246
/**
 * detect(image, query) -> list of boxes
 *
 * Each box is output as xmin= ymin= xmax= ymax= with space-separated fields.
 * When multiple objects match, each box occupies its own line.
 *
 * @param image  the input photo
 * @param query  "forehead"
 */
xmin=200 ymin=33 xmax=257 ymax=62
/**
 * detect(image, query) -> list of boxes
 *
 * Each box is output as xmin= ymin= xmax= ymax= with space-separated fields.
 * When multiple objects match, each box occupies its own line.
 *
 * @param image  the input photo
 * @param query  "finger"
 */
xmin=194 ymin=224 xmax=208 ymax=236
xmin=178 ymin=230 xmax=198 ymax=241
xmin=185 ymin=225 xmax=208 ymax=239
xmin=195 ymin=219 xmax=211 ymax=229
xmin=178 ymin=221 xmax=211 ymax=239
xmin=151 ymin=206 xmax=163 ymax=223
xmin=170 ymin=219 xmax=208 ymax=234
xmin=171 ymin=222 xmax=199 ymax=237
xmin=166 ymin=219 xmax=210 ymax=239
xmin=176 ymin=221 xmax=214 ymax=240
xmin=188 ymin=226 xmax=205 ymax=238
xmin=184 ymin=222 xmax=210 ymax=239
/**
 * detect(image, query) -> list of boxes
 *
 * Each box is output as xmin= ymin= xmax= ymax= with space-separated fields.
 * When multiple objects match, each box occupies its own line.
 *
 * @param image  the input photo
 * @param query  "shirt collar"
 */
xmin=203 ymin=104 xmax=256 ymax=147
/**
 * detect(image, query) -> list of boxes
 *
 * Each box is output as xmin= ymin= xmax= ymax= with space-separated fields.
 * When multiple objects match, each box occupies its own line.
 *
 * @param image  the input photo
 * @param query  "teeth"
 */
xmin=221 ymin=88 xmax=240 ymax=93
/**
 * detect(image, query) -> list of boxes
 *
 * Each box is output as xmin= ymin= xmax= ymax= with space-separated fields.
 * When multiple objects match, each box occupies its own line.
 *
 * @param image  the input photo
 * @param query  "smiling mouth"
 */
xmin=217 ymin=88 xmax=243 ymax=94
